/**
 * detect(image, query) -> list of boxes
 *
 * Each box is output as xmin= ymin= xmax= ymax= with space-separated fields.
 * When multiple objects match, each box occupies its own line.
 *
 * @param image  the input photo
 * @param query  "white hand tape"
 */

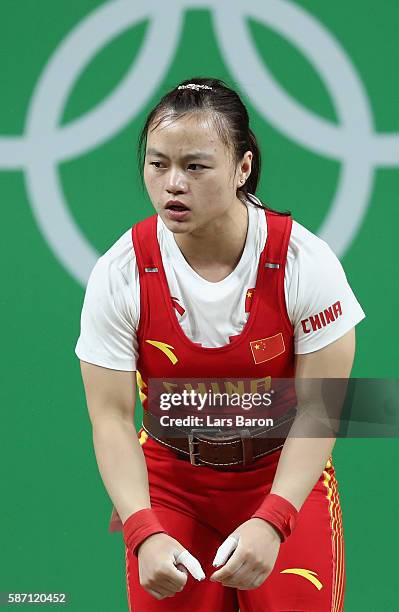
xmin=174 ymin=549 xmax=206 ymax=581
xmin=212 ymin=535 xmax=239 ymax=567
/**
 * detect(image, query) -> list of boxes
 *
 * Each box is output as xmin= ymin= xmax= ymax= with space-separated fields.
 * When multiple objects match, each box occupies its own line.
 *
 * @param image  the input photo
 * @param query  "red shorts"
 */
xmin=125 ymin=430 xmax=345 ymax=611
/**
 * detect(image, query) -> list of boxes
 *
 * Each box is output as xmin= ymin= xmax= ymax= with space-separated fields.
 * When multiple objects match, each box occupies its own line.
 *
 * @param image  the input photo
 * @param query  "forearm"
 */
xmin=92 ymin=417 xmax=150 ymax=522
xmin=270 ymin=410 xmax=336 ymax=511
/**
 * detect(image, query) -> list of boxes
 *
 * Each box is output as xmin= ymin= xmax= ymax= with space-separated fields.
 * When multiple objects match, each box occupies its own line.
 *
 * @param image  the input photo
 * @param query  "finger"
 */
xmin=221 ymin=564 xmax=261 ymax=589
xmin=148 ymin=561 xmax=188 ymax=596
xmin=212 ymin=535 xmax=239 ymax=567
xmin=157 ymin=576 xmax=185 ymax=593
xmin=211 ymin=558 xmax=246 ymax=582
xmin=174 ymin=563 xmax=189 ymax=588
xmin=232 ymin=569 xmax=268 ymax=591
xmin=174 ymin=549 xmax=205 ymax=581
xmin=215 ymin=560 xmax=252 ymax=587
xmin=165 ymin=562 xmax=188 ymax=589
xmin=175 ymin=562 xmax=188 ymax=576
xmin=147 ymin=587 xmax=169 ymax=600
xmin=252 ymin=571 xmax=266 ymax=589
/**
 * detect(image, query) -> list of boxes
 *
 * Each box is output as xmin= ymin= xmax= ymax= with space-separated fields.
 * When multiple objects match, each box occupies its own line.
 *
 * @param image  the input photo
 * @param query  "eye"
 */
xmin=148 ymin=161 xmax=207 ymax=170
xmin=188 ymin=163 xmax=206 ymax=170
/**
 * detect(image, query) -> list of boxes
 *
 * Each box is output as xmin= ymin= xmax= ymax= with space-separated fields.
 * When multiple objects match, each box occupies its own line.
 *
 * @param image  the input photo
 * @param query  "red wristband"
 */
xmin=123 ymin=508 xmax=167 ymax=556
xmin=251 ymin=493 xmax=299 ymax=543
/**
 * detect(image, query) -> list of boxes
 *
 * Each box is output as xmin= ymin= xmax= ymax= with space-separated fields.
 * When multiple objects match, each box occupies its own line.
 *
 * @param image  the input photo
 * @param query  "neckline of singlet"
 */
xmin=159 ymin=199 xmax=259 ymax=290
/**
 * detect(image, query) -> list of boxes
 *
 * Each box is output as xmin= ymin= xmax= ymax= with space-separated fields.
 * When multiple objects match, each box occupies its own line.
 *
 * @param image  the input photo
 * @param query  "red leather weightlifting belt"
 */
xmin=142 ymin=408 xmax=297 ymax=470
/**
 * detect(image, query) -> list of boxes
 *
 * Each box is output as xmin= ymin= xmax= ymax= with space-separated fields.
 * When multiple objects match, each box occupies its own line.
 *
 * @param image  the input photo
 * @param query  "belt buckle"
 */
xmin=187 ymin=428 xmax=228 ymax=467
xmin=188 ymin=432 xmax=201 ymax=466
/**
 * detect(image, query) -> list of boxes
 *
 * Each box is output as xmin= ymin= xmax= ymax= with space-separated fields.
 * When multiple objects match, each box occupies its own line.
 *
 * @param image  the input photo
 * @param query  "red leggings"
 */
xmin=125 ymin=430 xmax=345 ymax=611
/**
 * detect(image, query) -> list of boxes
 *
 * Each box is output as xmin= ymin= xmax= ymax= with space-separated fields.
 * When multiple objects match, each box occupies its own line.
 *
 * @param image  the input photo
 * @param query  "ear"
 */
xmin=240 ymin=150 xmax=253 ymax=178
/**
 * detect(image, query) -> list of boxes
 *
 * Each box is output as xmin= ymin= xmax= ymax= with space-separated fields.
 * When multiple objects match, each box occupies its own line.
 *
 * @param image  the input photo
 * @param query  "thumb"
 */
xmin=212 ymin=534 xmax=239 ymax=568
xmin=173 ymin=548 xmax=206 ymax=581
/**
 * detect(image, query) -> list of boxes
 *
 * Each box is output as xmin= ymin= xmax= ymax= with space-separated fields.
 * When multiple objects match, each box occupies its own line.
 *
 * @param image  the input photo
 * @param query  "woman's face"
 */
xmin=143 ymin=112 xmax=252 ymax=236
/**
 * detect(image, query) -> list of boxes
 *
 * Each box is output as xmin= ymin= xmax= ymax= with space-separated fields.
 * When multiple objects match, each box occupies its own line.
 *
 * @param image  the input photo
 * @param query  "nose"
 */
xmin=166 ymin=168 xmax=187 ymax=194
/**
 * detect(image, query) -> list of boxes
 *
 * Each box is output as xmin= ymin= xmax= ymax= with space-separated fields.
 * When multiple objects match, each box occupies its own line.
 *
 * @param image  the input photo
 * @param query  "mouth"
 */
xmin=165 ymin=200 xmax=190 ymax=221
xmin=164 ymin=201 xmax=191 ymax=221
xmin=165 ymin=201 xmax=190 ymax=211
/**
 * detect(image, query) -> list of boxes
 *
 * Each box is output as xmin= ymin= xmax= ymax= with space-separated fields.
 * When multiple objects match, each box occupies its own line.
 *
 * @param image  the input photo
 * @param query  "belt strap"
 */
xmin=142 ymin=409 xmax=296 ymax=469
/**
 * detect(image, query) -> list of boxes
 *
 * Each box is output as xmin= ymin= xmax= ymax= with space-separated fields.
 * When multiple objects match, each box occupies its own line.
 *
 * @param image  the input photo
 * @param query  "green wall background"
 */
xmin=1 ymin=1 xmax=398 ymax=610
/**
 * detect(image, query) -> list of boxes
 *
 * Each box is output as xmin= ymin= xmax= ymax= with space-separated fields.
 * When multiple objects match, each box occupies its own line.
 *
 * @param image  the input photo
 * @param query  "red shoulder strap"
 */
xmin=131 ymin=214 xmax=162 ymax=339
xmin=131 ymin=214 xmax=159 ymax=273
xmin=260 ymin=210 xmax=293 ymax=333
xmin=263 ymin=210 xmax=292 ymax=268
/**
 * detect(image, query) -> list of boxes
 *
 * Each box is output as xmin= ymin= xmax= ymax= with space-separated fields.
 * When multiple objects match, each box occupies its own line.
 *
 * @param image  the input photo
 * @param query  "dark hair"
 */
xmin=137 ymin=76 xmax=290 ymax=215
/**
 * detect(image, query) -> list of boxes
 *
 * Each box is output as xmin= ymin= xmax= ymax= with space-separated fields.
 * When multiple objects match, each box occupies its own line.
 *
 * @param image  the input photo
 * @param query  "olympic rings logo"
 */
xmin=0 ymin=0 xmax=397 ymax=286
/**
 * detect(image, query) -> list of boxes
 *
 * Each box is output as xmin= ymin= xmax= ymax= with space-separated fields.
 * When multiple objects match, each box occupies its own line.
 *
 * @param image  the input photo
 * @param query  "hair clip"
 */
xmin=177 ymin=83 xmax=213 ymax=91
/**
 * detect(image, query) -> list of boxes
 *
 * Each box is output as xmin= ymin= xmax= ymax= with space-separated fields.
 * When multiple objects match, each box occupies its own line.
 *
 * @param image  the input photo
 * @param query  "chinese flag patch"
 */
xmin=245 ymin=288 xmax=255 ymax=313
xmin=250 ymin=333 xmax=285 ymax=364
